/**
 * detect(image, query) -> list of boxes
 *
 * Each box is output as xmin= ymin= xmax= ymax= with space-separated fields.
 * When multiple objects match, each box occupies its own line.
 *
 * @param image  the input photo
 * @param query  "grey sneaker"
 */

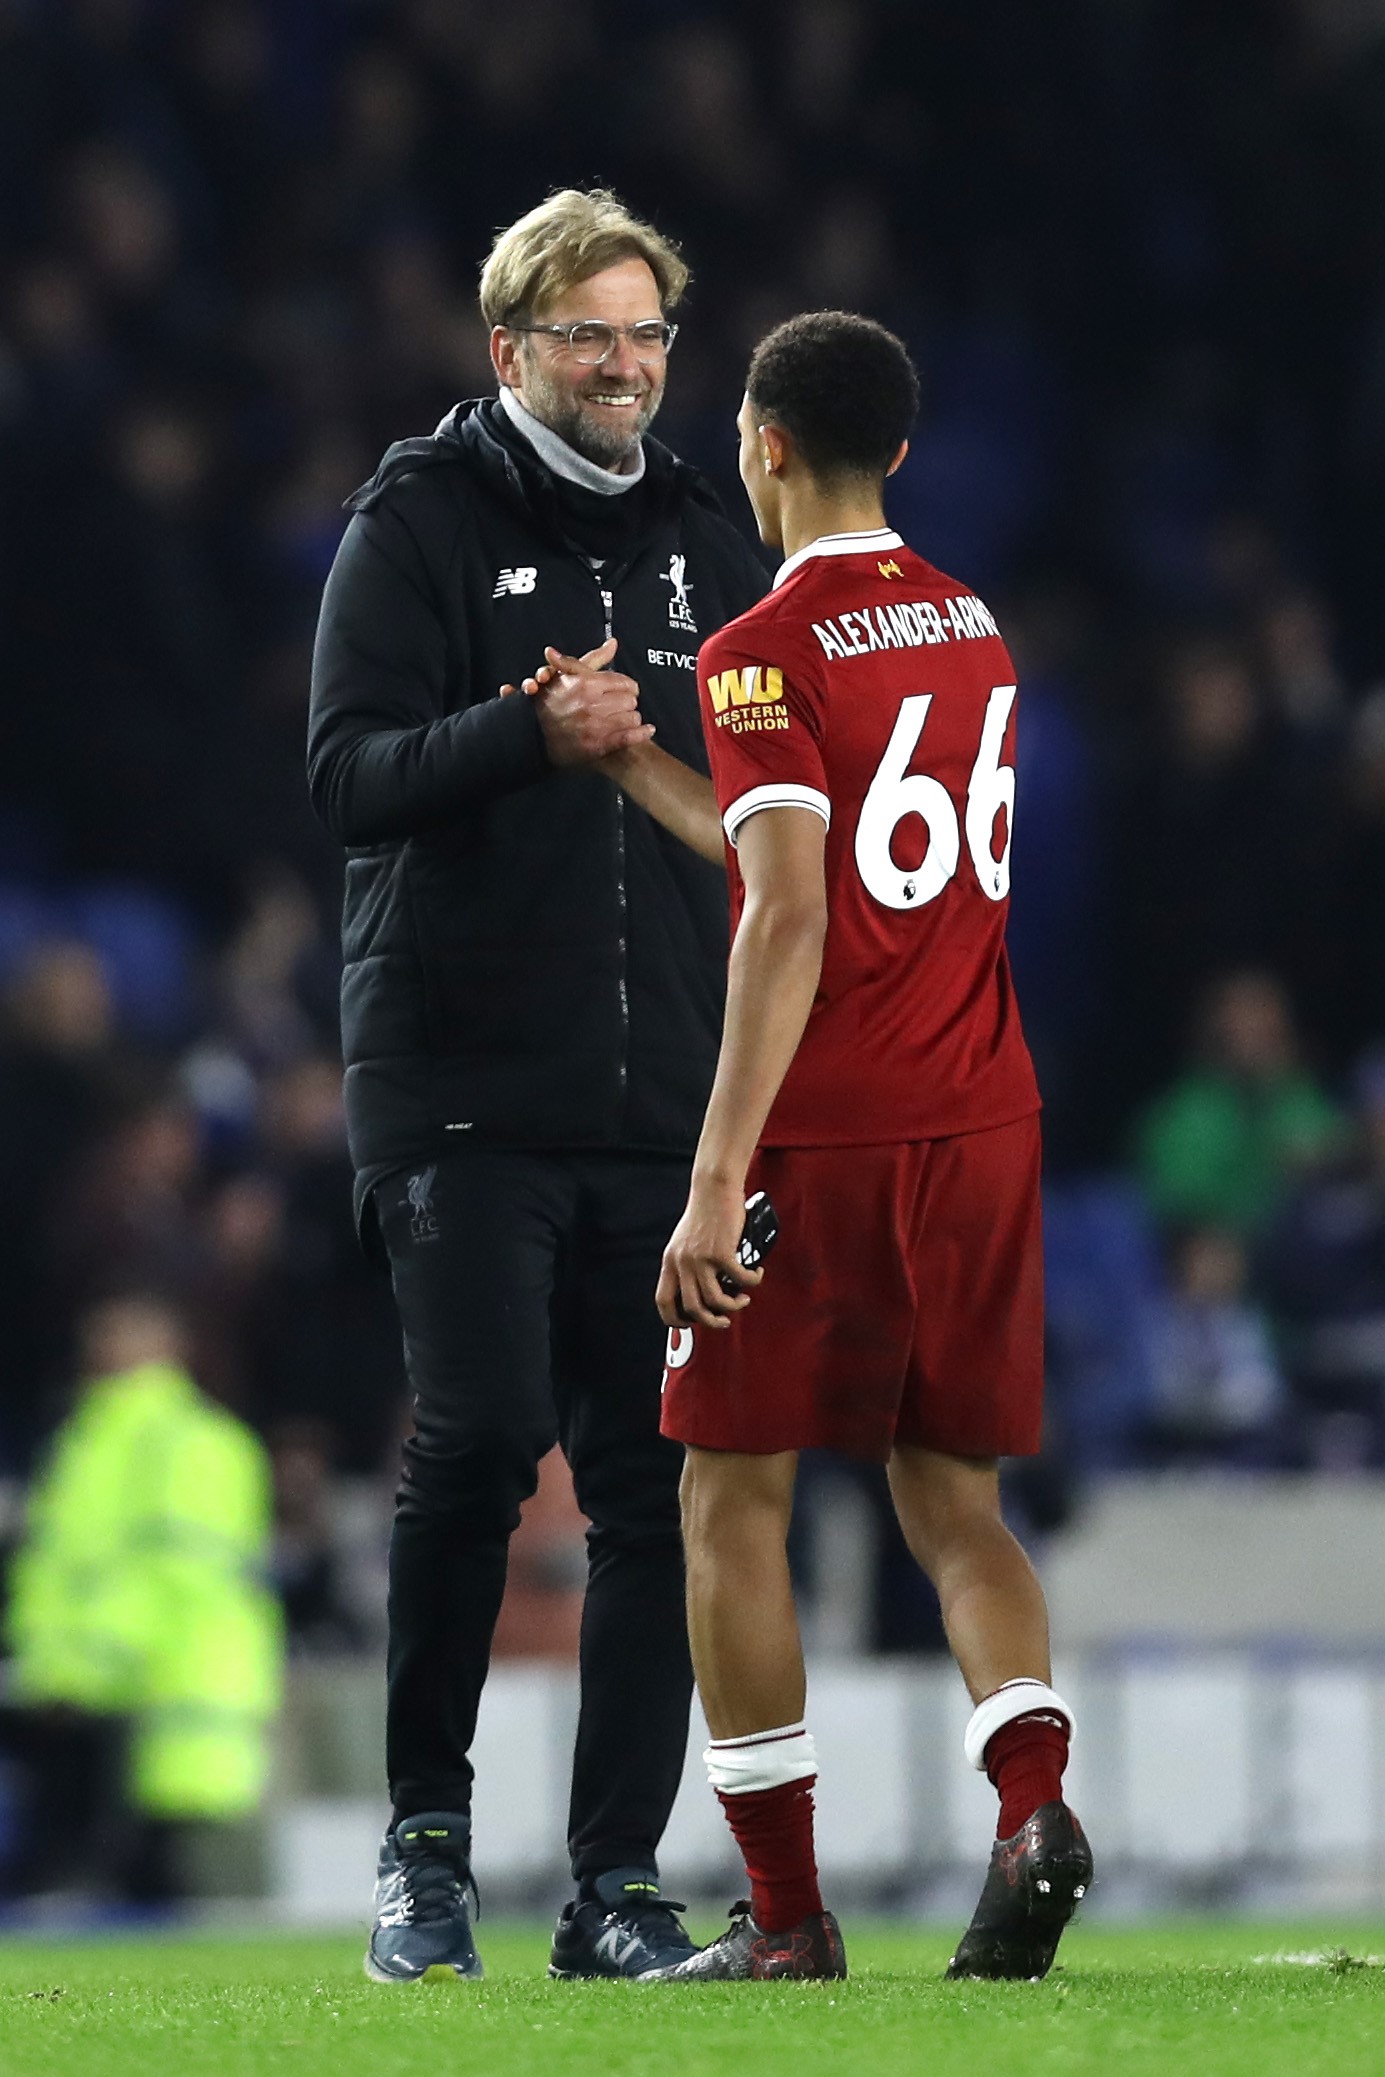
xmin=364 ymin=1811 xmax=483 ymax=1983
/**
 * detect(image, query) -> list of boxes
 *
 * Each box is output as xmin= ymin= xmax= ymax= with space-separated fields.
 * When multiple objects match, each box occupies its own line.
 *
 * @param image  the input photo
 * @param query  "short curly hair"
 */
xmin=746 ymin=311 xmax=919 ymax=481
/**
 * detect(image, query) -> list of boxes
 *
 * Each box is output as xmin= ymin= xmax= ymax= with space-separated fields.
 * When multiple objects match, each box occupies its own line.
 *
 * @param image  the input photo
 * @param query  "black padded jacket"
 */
xmin=307 ymin=398 xmax=768 ymax=1234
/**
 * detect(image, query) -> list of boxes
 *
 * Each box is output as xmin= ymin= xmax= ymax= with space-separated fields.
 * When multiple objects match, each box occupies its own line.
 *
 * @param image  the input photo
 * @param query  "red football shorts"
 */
xmin=659 ymin=1114 xmax=1044 ymax=1462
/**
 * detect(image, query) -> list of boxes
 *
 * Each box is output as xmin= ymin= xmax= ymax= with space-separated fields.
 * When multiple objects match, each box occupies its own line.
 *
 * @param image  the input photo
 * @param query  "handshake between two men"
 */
xmin=500 ymin=639 xmax=651 ymax=766
xmin=501 ymin=643 xmax=725 ymax=871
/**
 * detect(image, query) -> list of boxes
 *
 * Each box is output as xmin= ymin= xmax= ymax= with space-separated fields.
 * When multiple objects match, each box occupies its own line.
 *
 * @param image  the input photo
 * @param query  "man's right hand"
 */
xmin=501 ymin=638 xmax=654 ymax=768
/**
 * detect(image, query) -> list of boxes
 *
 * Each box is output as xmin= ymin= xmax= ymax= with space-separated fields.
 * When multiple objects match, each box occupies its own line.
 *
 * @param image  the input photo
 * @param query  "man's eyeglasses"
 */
xmin=509 ymin=320 xmax=679 ymax=366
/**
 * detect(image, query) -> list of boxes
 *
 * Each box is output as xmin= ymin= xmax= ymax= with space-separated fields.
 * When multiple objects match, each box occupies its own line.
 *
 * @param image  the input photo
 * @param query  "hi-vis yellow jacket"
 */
xmin=5 ymin=1361 xmax=283 ymax=1819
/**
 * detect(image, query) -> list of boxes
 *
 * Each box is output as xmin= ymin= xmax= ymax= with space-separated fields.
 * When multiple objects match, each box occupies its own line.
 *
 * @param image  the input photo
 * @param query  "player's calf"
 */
xmin=670 ymin=1449 xmax=846 ymax=1980
xmin=651 ymin=1719 xmax=848 ymax=1982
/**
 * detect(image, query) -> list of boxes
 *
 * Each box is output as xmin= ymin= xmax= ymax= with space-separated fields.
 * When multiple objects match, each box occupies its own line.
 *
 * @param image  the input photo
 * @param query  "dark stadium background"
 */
xmin=3 ymin=0 xmax=1385 ymax=1667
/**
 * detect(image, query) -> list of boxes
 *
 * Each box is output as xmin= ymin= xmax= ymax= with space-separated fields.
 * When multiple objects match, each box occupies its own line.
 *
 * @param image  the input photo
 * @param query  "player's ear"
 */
xmin=885 ymin=439 xmax=909 ymax=479
xmin=760 ymin=423 xmax=790 ymax=477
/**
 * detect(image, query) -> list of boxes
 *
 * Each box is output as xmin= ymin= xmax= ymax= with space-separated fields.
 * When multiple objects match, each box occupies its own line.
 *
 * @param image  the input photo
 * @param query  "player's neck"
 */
xmin=777 ymin=485 xmax=891 ymax=565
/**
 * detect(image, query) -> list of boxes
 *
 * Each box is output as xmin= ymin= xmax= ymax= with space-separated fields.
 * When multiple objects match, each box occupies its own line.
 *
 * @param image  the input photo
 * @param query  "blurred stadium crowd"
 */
xmin=4 ymin=0 xmax=1385 ymax=1667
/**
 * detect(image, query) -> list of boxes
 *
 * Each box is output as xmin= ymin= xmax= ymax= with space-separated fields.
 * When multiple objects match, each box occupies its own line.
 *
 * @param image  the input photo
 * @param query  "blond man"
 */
xmin=308 ymin=190 xmax=766 ymax=1982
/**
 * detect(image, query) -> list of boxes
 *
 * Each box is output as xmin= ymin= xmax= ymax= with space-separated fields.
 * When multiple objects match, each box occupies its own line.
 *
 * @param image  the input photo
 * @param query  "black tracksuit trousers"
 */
xmin=375 ymin=1145 xmax=693 ymax=1884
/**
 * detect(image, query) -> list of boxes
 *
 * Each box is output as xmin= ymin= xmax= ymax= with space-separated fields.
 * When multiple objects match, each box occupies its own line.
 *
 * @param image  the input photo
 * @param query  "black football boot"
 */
xmin=947 ymin=1800 xmax=1092 ymax=1981
xmin=650 ymin=1899 xmax=847 ymax=1981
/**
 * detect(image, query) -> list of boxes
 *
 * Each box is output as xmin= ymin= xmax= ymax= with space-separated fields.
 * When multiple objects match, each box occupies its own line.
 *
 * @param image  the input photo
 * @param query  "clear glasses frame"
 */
xmin=508 ymin=319 xmax=679 ymax=365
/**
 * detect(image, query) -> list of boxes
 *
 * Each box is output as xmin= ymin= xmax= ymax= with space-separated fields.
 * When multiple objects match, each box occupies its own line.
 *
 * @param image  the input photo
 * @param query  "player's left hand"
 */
xmin=656 ymin=1178 xmax=763 ymax=1329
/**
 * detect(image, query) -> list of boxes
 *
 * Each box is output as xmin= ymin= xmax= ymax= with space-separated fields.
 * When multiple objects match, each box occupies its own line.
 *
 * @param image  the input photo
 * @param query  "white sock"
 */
xmin=704 ymin=1721 xmax=818 ymax=1796
xmin=963 ymin=1679 xmax=1074 ymax=1772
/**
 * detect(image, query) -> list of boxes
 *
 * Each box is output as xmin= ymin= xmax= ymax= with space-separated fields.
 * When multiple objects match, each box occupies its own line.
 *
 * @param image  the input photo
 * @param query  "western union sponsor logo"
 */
xmin=706 ymin=665 xmax=784 ymax=715
xmin=717 ymin=708 xmax=791 ymax=733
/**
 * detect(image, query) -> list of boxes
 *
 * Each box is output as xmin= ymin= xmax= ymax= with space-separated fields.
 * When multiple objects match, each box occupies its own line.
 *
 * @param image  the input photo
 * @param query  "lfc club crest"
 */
xmin=662 ymin=552 xmax=697 ymax=632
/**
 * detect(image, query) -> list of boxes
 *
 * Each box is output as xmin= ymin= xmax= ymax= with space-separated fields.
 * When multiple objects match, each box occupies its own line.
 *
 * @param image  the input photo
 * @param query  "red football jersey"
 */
xmin=697 ymin=526 xmax=1040 ymax=1146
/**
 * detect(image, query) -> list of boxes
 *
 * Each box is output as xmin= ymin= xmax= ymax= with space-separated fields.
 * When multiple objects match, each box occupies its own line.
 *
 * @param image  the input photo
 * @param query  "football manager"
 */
xmin=307 ymin=188 xmax=766 ymax=1983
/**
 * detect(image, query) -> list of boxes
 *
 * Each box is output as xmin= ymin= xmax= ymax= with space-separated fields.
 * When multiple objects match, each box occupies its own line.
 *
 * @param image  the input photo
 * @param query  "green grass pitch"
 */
xmin=1 ymin=1920 xmax=1382 ymax=2077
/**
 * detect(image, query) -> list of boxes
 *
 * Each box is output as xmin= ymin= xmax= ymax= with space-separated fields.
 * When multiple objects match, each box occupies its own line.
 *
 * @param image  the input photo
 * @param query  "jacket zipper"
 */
xmin=599 ymin=579 xmax=630 ymax=1122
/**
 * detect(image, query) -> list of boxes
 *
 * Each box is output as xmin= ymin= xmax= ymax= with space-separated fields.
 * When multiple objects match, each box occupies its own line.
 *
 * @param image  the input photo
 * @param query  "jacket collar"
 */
xmin=346 ymin=398 xmax=713 ymax=544
xmin=495 ymin=384 xmax=646 ymax=495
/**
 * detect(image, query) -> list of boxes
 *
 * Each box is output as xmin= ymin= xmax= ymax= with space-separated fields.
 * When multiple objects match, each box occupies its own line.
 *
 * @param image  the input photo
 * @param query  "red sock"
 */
xmin=985 ymin=1714 xmax=1069 ymax=1838
xmin=716 ymin=1777 xmax=822 ymax=1932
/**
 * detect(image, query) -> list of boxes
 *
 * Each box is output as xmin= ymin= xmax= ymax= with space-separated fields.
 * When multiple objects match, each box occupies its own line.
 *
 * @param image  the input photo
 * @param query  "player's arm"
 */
xmin=525 ymin=646 xmax=724 ymax=863
xmin=600 ymin=740 xmax=724 ymax=864
xmin=656 ymin=805 xmax=828 ymax=1328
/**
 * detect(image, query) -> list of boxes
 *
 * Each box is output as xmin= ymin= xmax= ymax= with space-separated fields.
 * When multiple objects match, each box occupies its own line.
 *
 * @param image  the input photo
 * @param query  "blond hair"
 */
xmin=479 ymin=188 xmax=689 ymax=327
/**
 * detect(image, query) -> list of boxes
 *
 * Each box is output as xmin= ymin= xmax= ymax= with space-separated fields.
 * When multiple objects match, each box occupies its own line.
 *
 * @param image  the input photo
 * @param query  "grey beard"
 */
xmin=549 ymin=390 xmax=660 ymax=469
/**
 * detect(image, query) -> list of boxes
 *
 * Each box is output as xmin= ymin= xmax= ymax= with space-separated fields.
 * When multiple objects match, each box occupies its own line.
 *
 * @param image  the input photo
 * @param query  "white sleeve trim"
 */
xmin=722 ymin=783 xmax=832 ymax=848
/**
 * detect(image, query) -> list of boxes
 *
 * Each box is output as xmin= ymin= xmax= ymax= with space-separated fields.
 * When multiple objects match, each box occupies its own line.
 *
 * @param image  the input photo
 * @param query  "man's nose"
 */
xmin=602 ymin=333 xmax=643 ymax=383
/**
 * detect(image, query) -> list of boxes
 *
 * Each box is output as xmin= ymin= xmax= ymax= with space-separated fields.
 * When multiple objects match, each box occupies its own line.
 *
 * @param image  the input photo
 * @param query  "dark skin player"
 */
xmin=522 ymin=394 xmax=1051 ymax=1746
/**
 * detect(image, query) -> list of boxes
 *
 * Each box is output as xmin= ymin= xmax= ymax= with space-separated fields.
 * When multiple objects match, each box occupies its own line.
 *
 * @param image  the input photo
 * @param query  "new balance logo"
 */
xmin=493 ymin=566 xmax=537 ymax=597
xmin=594 ymin=1924 xmax=646 ymax=1971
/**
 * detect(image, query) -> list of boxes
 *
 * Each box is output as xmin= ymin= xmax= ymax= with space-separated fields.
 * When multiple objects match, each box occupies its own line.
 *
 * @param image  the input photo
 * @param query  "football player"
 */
xmin=533 ymin=310 xmax=1090 ymax=1982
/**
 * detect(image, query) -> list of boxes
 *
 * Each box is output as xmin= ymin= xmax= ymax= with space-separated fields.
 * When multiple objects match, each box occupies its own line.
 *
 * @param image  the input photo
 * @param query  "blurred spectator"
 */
xmin=1256 ymin=587 xmax=1346 ymax=736
xmin=59 ymin=1084 xmax=205 ymax=1309
xmin=1134 ymin=970 xmax=1343 ymax=1233
xmin=0 ymin=943 xmax=123 ymax=1464
xmin=268 ymin=1419 xmax=369 ymax=1656
xmin=245 ymin=1052 xmax=406 ymax=1471
xmin=1322 ymin=690 xmax=1385 ymax=1059
xmin=1042 ymin=1177 xmax=1165 ymax=1471
xmin=1265 ymin=1050 xmax=1385 ymax=1465
xmin=1 ymin=256 xmax=117 ymax=444
xmin=1114 ymin=637 xmax=1300 ymax=1095
xmin=1141 ymin=1226 xmax=1287 ymax=1464
xmin=214 ymin=865 xmax=339 ymax=1070
xmin=62 ymin=142 xmax=182 ymax=310
xmin=0 ymin=1293 xmax=282 ymax=1904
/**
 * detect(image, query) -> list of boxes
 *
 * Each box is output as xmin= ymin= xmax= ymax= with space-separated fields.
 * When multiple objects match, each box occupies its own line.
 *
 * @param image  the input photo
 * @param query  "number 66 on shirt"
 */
xmin=855 ymin=684 xmax=1016 ymax=910
xmin=696 ymin=527 xmax=1040 ymax=1152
